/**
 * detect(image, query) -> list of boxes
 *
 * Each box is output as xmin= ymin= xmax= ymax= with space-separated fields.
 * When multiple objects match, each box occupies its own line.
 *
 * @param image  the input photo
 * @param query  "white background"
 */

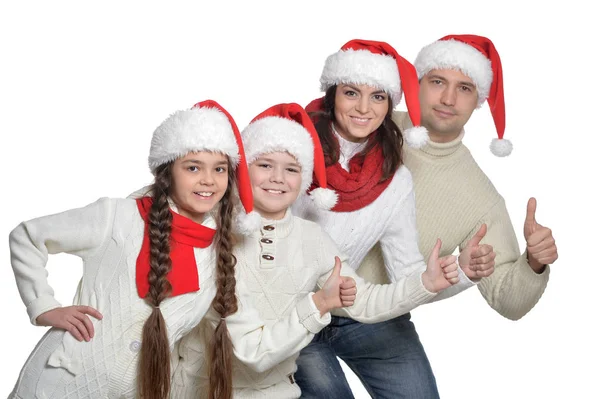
xmin=1 ymin=1 xmax=598 ymax=398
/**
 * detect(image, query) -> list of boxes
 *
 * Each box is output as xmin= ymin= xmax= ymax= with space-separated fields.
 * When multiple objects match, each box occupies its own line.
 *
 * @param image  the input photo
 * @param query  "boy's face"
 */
xmin=249 ymin=151 xmax=303 ymax=220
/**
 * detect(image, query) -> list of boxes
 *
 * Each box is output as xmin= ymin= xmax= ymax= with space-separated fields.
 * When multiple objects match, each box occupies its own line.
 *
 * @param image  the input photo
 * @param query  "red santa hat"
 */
xmin=414 ymin=34 xmax=512 ymax=157
xmin=148 ymin=99 xmax=261 ymax=233
xmin=319 ymin=39 xmax=429 ymax=148
xmin=241 ymin=103 xmax=337 ymax=214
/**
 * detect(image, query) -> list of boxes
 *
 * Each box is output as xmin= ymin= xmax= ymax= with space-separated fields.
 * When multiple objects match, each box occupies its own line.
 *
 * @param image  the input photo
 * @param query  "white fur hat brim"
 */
xmin=414 ymin=39 xmax=492 ymax=106
xmin=320 ymin=49 xmax=402 ymax=106
xmin=148 ymin=107 xmax=240 ymax=171
xmin=242 ymin=116 xmax=314 ymax=193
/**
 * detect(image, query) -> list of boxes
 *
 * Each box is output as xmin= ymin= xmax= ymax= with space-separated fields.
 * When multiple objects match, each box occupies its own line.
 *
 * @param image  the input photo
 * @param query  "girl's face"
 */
xmin=249 ymin=151 xmax=302 ymax=220
xmin=333 ymin=83 xmax=389 ymax=143
xmin=170 ymin=151 xmax=229 ymax=223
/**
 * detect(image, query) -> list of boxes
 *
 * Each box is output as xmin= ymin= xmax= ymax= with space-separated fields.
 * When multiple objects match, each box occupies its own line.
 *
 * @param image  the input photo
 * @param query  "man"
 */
xmin=358 ymin=35 xmax=557 ymax=321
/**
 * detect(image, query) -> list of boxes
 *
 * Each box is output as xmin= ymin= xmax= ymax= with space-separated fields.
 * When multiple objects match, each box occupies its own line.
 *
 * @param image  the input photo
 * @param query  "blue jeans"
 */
xmin=295 ymin=314 xmax=439 ymax=399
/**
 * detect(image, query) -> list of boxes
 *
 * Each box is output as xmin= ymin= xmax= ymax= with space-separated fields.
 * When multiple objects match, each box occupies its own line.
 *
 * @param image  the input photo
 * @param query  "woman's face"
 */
xmin=170 ymin=151 xmax=229 ymax=223
xmin=333 ymin=83 xmax=389 ymax=143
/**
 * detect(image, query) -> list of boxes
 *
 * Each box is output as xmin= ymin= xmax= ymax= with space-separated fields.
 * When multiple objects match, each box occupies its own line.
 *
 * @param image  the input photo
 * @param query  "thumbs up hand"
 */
xmin=422 ymin=239 xmax=460 ymax=293
xmin=458 ymin=224 xmax=496 ymax=280
xmin=313 ymin=256 xmax=354 ymax=315
xmin=524 ymin=197 xmax=558 ymax=272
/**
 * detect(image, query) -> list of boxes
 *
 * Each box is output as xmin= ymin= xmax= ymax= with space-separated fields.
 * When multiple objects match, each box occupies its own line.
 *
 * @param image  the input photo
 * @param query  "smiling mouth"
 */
xmin=194 ymin=191 xmax=214 ymax=199
xmin=350 ymin=116 xmax=370 ymax=124
xmin=263 ymin=189 xmax=286 ymax=195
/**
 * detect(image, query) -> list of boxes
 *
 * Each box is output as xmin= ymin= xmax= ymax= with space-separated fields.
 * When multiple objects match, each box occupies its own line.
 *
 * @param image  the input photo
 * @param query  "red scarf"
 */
xmin=310 ymin=144 xmax=393 ymax=212
xmin=135 ymin=197 xmax=216 ymax=298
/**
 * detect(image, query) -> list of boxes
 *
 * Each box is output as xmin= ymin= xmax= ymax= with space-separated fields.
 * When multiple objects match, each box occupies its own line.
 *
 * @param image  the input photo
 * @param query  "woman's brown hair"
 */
xmin=310 ymin=85 xmax=404 ymax=180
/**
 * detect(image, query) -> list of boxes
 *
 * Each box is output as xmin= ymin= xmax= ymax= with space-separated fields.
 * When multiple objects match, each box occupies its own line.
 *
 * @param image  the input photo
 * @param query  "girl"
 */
xmin=294 ymin=40 xmax=482 ymax=398
xmin=8 ymin=100 xmax=346 ymax=399
xmin=170 ymin=103 xmax=460 ymax=398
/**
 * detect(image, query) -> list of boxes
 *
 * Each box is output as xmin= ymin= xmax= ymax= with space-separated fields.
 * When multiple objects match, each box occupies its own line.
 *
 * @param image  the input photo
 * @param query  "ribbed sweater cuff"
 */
xmin=27 ymin=295 xmax=62 ymax=325
xmin=520 ymin=251 xmax=551 ymax=279
xmin=407 ymin=271 xmax=437 ymax=304
xmin=295 ymin=293 xmax=331 ymax=334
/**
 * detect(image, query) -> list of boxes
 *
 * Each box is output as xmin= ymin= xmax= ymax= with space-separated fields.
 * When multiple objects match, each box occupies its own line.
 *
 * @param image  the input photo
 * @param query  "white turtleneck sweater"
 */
xmin=8 ymin=198 xmax=328 ymax=399
xmin=356 ymin=111 xmax=550 ymax=321
xmin=291 ymin=126 xmax=475 ymax=297
xmin=172 ymin=211 xmax=440 ymax=399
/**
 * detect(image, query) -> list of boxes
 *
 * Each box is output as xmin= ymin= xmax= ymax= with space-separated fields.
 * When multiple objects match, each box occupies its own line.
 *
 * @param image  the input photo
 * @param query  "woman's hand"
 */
xmin=422 ymin=239 xmax=460 ymax=293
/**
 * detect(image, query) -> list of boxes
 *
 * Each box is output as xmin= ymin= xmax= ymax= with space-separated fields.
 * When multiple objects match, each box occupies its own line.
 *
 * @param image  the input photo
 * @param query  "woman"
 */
xmin=293 ymin=40 xmax=478 ymax=398
xmin=8 ymin=100 xmax=345 ymax=399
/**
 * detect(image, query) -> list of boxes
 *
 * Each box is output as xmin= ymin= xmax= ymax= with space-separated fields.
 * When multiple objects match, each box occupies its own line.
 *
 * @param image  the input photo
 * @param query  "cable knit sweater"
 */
xmin=172 ymin=211 xmax=439 ymax=398
xmin=356 ymin=111 xmax=550 ymax=320
xmin=291 ymin=127 xmax=475 ymax=298
xmin=8 ymin=198 xmax=329 ymax=399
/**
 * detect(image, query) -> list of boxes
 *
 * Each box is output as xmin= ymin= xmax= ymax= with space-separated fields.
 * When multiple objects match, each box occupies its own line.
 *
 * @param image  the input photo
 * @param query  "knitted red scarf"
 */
xmin=310 ymin=144 xmax=393 ymax=212
xmin=135 ymin=197 xmax=216 ymax=298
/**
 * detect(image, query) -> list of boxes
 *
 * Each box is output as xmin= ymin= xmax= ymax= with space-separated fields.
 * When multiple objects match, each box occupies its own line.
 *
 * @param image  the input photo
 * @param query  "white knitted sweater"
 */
xmin=357 ymin=111 xmax=550 ymax=320
xmin=8 ymin=198 xmax=328 ymax=399
xmin=172 ymin=211 xmax=438 ymax=398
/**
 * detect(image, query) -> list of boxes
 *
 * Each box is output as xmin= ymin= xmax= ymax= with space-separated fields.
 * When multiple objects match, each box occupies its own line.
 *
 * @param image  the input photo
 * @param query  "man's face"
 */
xmin=419 ymin=68 xmax=480 ymax=143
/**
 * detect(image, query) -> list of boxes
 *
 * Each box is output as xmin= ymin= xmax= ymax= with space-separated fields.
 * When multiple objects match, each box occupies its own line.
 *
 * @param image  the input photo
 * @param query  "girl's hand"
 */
xmin=36 ymin=306 xmax=103 ymax=342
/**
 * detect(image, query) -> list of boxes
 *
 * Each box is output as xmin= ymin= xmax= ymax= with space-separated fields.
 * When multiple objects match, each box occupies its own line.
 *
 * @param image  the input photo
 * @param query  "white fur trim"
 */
xmin=415 ymin=39 xmax=492 ymax=106
xmin=320 ymin=49 xmax=402 ymax=106
xmin=234 ymin=209 xmax=262 ymax=235
xmin=242 ymin=116 xmax=315 ymax=193
xmin=404 ymin=126 xmax=429 ymax=148
xmin=309 ymin=187 xmax=338 ymax=210
xmin=490 ymin=138 xmax=513 ymax=157
xmin=148 ymin=107 xmax=240 ymax=170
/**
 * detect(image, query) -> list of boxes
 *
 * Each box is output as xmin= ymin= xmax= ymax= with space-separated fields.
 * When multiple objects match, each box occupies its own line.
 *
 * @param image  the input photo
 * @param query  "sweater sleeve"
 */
xmin=202 ymin=277 xmax=330 ymax=374
xmin=9 ymin=197 xmax=115 ymax=325
xmin=464 ymin=199 xmax=550 ymax=320
xmin=316 ymin=231 xmax=436 ymax=323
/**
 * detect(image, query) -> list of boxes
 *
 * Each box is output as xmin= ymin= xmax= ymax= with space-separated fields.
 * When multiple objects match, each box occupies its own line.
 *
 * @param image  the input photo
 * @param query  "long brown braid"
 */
xmin=310 ymin=85 xmax=404 ymax=180
xmin=138 ymin=162 xmax=173 ymax=399
xmin=208 ymin=164 xmax=238 ymax=399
